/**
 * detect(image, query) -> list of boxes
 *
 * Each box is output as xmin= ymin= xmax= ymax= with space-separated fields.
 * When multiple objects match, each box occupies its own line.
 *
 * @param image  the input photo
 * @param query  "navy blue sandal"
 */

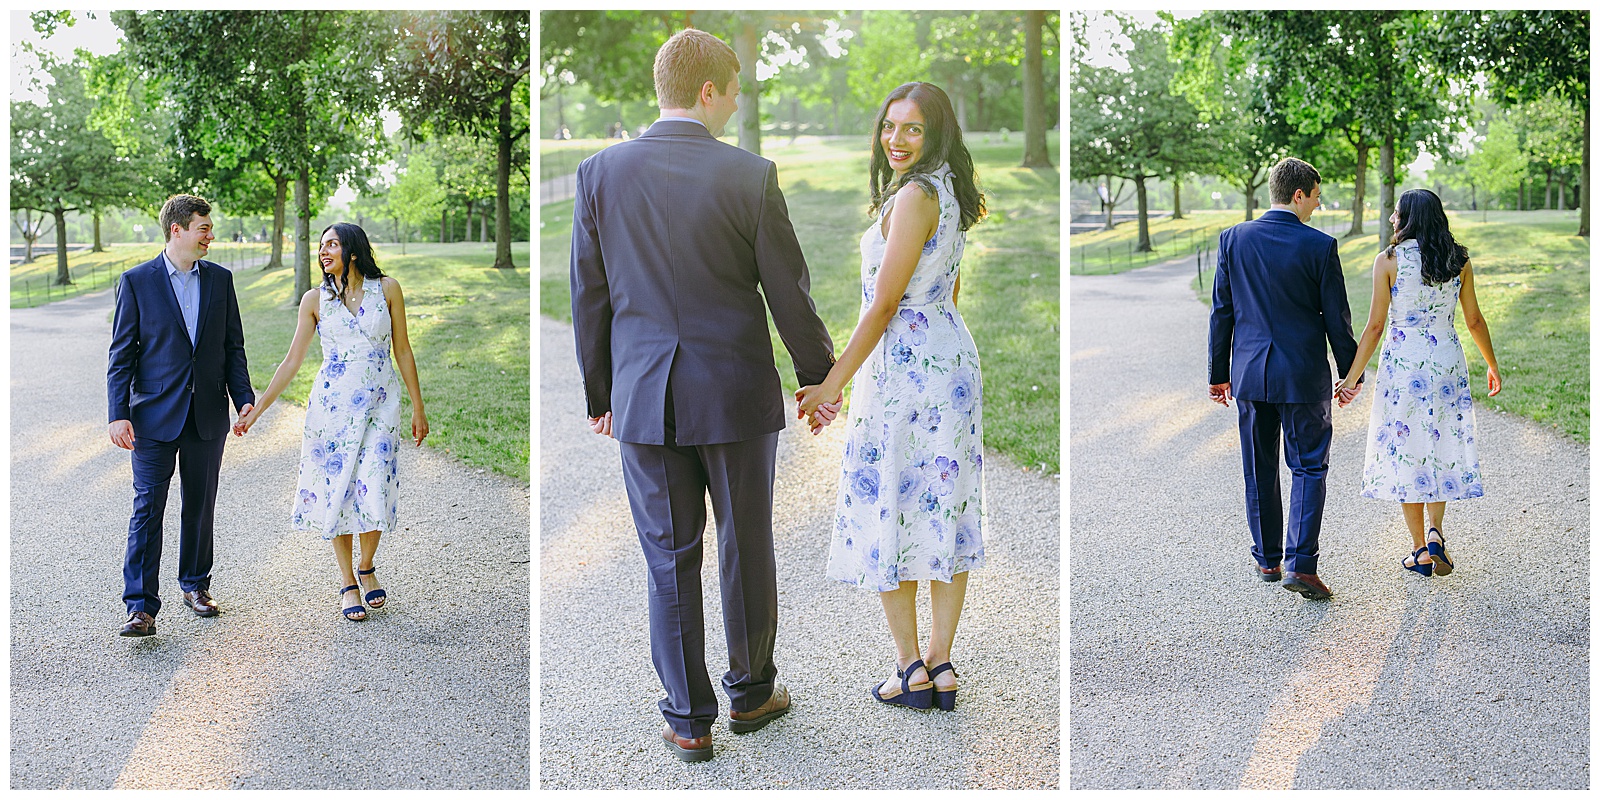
xmin=357 ymin=567 xmax=386 ymax=608
xmin=1402 ymin=547 xmax=1433 ymax=577
xmin=340 ymin=585 xmax=367 ymax=621
xmin=1426 ymin=528 xmax=1454 ymax=576
xmin=928 ymin=662 xmax=959 ymax=711
xmin=871 ymin=659 xmax=933 ymax=709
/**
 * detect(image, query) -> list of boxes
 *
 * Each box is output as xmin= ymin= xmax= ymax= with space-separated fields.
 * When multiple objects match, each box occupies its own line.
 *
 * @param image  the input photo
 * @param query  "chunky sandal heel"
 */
xmin=871 ymin=658 xmax=933 ymax=710
xmin=1426 ymin=528 xmax=1453 ymax=576
xmin=1402 ymin=547 xmax=1433 ymax=577
xmin=928 ymin=662 xmax=958 ymax=711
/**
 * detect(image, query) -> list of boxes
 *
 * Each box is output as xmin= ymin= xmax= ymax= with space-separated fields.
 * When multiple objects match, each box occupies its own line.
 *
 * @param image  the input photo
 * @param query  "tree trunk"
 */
xmin=92 ymin=209 xmax=104 ymax=253
xmin=735 ymin=18 xmax=761 ymax=155
xmin=1580 ymin=101 xmax=1590 ymax=237
xmin=1243 ymin=179 xmax=1257 ymax=221
xmin=954 ymin=87 xmax=968 ymax=131
xmin=440 ymin=209 xmax=448 ymax=243
xmin=495 ymin=91 xmax=515 ymax=267
xmin=1517 ymin=178 xmax=1524 ymax=211
xmin=1172 ymin=177 xmax=1184 ymax=220
xmin=267 ymin=175 xmax=288 ymax=269
xmin=1379 ymin=132 xmax=1396 ymax=245
xmin=294 ymin=169 xmax=311 ymax=297
xmin=1135 ymin=175 xmax=1152 ymax=252
xmin=464 ymin=199 xmax=473 ymax=242
xmin=1347 ymin=145 xmax=1369 ymax=237
xmin=1020 ymin=11 xmax=1052 ymax=169
xmin=52 ymin=207 xmax=72 ymax=286
xmin=480 ymin=203 xmax=487 ymax=243
xmin=1545 ymin=166 xmax=1553 ymax=209
xmin=1558 ymin=176 xmax=1567 ymax=210
xmin=1102 ymin=176 xmax=1116 ymax=230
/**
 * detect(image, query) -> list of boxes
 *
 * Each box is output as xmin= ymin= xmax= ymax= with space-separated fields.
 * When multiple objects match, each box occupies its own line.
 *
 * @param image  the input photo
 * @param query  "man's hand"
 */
xmin=1208 ymin=382 xmax=1232 ymax=407
xmin=807 ymin=396 xmax=843 ymax=435
xmin=109 ymin=420 xmax=135 ymax=450
xmin=587 ymin=411 xmax=614 ymax=438
xmin=232 ymin=403 xmax=255 ymax=436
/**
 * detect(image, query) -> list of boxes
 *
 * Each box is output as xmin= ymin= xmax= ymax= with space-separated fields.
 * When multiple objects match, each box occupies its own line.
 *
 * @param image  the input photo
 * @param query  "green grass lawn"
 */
xmin=1071 ymin=208 xmax=1355 ymax=274
xmin=541 ymin=132 xmax=1061 ymax=472
xmin=236 ymin=242 xmax=531 ymax=481
xmin=1195 ymin=210 xmax=1588 ymax=441
xmin=11 ymin=242 xmax=273 ymax=308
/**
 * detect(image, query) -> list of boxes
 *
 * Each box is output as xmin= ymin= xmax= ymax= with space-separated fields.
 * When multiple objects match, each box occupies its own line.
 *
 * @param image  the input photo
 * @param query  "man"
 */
xmin=1207 ymin=157 xmax=1361 ymax=601
xmin=107 ymin=194 xmax=254 ymax=636
xmin=570 ymin=28 xmax=839 ymax=762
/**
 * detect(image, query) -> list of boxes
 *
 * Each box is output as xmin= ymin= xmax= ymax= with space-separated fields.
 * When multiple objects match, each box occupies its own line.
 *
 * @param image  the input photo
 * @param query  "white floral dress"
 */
xmin=293 ymin=279 xmax=403 ymax=538
xmin=1360 ymin=240 xmax=1483 ymax=502
xmin=827 ymin=163 xmax=985 ymax=591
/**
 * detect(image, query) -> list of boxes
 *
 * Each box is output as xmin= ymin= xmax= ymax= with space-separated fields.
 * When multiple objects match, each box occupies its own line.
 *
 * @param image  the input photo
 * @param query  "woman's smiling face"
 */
xmin=881 ymin=98 xmax=926 ymax=175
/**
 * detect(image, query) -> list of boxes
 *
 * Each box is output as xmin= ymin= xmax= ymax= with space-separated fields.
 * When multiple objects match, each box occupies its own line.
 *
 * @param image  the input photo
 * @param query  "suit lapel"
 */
xmin=194 ymin=261 xmax=215 ymax=346
xmin=148 ymin=256 xmax=193 ymax=353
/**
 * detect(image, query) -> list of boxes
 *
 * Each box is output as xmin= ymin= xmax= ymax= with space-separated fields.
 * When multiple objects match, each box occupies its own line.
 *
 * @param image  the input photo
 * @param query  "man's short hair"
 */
xmin=653 ymin=28 xmax=739 ymax=109
xmin=1269 ymin=158 xmax=1321 ymax=205
xmin=159 ymin=194 xmax=212 ymax=241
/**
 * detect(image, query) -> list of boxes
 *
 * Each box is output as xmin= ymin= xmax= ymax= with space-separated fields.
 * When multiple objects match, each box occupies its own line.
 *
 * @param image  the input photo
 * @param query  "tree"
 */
xmin=1433 ymin=10 xmax=1590 ymax=235
xmin=388 ymin=10 xmax=530 ymax=268
xmin=1466 ymin=118 xmax=1528 ymax=220
xmin=1021 ymin=10 xmax=1055 ymax=168
xmin=1071 ymin=17 xmax=1210 ymax=250
xmin=114 ymin=11 xmax=389 ymax=294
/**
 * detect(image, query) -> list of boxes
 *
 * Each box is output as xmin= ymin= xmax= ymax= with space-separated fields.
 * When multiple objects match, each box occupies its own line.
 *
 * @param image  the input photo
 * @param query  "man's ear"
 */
xmin=700 ymin=80 xmax=716 ymax=106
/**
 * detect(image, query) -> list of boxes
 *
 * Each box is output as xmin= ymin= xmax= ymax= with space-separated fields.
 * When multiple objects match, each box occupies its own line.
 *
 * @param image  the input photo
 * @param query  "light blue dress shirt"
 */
xmin=162 ymin=251 xmax=200 ymax=346
xmin=654 ymin=115 xmax=708 ymax=129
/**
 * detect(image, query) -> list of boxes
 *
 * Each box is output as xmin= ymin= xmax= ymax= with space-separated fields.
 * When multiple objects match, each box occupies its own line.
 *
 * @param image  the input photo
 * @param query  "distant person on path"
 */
xmin=1207 ymin=157 xmax=1361 ymax=601
xmin=1335 ymin=188 xmax=1502 ymax=578
xmin=569 ymin=28 xmax=839 ymax=762
xmin=796 ymin=81 xmax=987 ymax=714
xmin=234 ymin=223 xmax=429 ymax=622
xmin=107 ymin=194 xmax=255 ymax=637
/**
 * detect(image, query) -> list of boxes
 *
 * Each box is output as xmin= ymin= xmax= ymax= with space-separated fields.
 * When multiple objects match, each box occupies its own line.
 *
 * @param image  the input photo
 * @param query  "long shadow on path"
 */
xmin=10 ymin=287 xmax=530 ymax=789
xmin=1069 ymin=259 xmax=1589 ymax=789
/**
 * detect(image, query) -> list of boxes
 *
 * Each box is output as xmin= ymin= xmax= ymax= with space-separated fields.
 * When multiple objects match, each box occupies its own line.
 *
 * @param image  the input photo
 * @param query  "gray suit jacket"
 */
xmin=570 ymin=119 xmax=835 ymax=446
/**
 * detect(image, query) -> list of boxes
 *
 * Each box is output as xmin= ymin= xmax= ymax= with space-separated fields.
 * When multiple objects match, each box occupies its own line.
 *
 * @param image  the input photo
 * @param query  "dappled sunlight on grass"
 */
xmin=238 ymin=242 xmax=531 ymax=481
xmin=538 ymin=134 xmax=1060 ymax=470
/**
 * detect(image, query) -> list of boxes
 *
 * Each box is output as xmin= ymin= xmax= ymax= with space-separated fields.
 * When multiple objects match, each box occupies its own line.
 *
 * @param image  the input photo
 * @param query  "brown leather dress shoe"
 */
xmin=729 ymin=681 xmax=791 ymax=733
xmin=1256 ymin=564 xmax=1283 ymax=582
xmin=1282 ymin=572 xmax=1332 ymax=600
xmin=183 ymin=590 xmax=218 ymax=617
xmin=661 ymin=725 xmax=713 ymax=762
xmin=119 ymin=611 xmax=156 ymax=637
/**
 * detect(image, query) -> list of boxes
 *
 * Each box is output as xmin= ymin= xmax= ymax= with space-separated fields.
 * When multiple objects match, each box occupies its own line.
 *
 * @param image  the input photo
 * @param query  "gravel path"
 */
xmin=538 ymin=318 xmax=1060 ymax=789
xmin=10 ymin=286 xmax=530 ymax=789
xmin=1069 ymin=257 xmax=1590 ymax=789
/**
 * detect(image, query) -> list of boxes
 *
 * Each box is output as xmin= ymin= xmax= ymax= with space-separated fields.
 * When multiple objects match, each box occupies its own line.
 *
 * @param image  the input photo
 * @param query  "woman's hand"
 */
xmin=412 ymin=408 xmax=430 ymax=446
xmin=795 ymin=382 xmax=843 ymax=434
xmin=232 ymin=403 xmax=258 ymax=436
xmin=1486 ymin=365 xmax=1502 ymax=397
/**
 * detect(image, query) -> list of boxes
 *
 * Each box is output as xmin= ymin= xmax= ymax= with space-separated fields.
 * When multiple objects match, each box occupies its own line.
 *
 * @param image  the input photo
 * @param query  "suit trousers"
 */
xmin=124 ymin=401 xmax=225 ymax=615
xmin=619 ymin=424 xmax=781 ymax=740
xmin=1236 ymin=398 xmax=1332 ymax=575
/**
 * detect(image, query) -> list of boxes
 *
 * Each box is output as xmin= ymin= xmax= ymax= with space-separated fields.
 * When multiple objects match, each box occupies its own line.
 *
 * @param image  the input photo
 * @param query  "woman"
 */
xmin=236 ymin=223 xmax=428 ymax=620
xmin=1336 ymin=189 xmax=1501 ymax=577
xmin=796 ymin=81 xmax=986 ymax=711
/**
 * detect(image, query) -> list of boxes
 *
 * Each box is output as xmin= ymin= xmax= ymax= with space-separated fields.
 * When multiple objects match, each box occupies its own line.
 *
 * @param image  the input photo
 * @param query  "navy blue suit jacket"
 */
xmin=570 ymin=119 xmax=835 ymax=446
xmin=107 ymin=255 xmax=254 ymax=441
xmin=1208 ymin=209 xmax=1359 ymax=403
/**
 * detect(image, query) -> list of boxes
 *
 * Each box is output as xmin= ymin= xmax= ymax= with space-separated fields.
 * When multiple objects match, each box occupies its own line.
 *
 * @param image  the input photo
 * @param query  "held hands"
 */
xmin=1208 ymin=382 xmax=1232 ymax=408
xmin=231 ymin=403 xmax=257 ymax=437
xmin=1334 ymin=376 xmax=1363 ymax=408
xmin=794 ymin=384 xmax=843 ymax=435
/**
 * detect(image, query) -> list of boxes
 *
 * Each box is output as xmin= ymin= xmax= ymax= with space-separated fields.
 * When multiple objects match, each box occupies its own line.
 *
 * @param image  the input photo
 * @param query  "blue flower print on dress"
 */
xmin=850 ymin=467 xmax=881 ymax=504
xmin=294 ymin=278 xmax=402 ymax=539
xmin=1405 ymin=371 xmax=1432 ymax=399
xmin=827 ymin=162 xmax=984 ymax=591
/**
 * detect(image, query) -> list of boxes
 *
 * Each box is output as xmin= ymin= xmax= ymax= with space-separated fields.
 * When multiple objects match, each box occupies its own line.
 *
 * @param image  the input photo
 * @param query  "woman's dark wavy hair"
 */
xmin=868 ymin=81 xmax=986 ymax=231
xmin=320 ymin=222 xmax=385 ymax=302
xmin=1387 ymin=188 xmax=1469 ymax=286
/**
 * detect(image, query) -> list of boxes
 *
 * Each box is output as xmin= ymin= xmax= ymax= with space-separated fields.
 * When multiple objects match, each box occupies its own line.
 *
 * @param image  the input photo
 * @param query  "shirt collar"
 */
xmin=161 ymin=250 xmax=197 ymax=277
xmin=655 ymin=115 xmax=707 ymax=129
